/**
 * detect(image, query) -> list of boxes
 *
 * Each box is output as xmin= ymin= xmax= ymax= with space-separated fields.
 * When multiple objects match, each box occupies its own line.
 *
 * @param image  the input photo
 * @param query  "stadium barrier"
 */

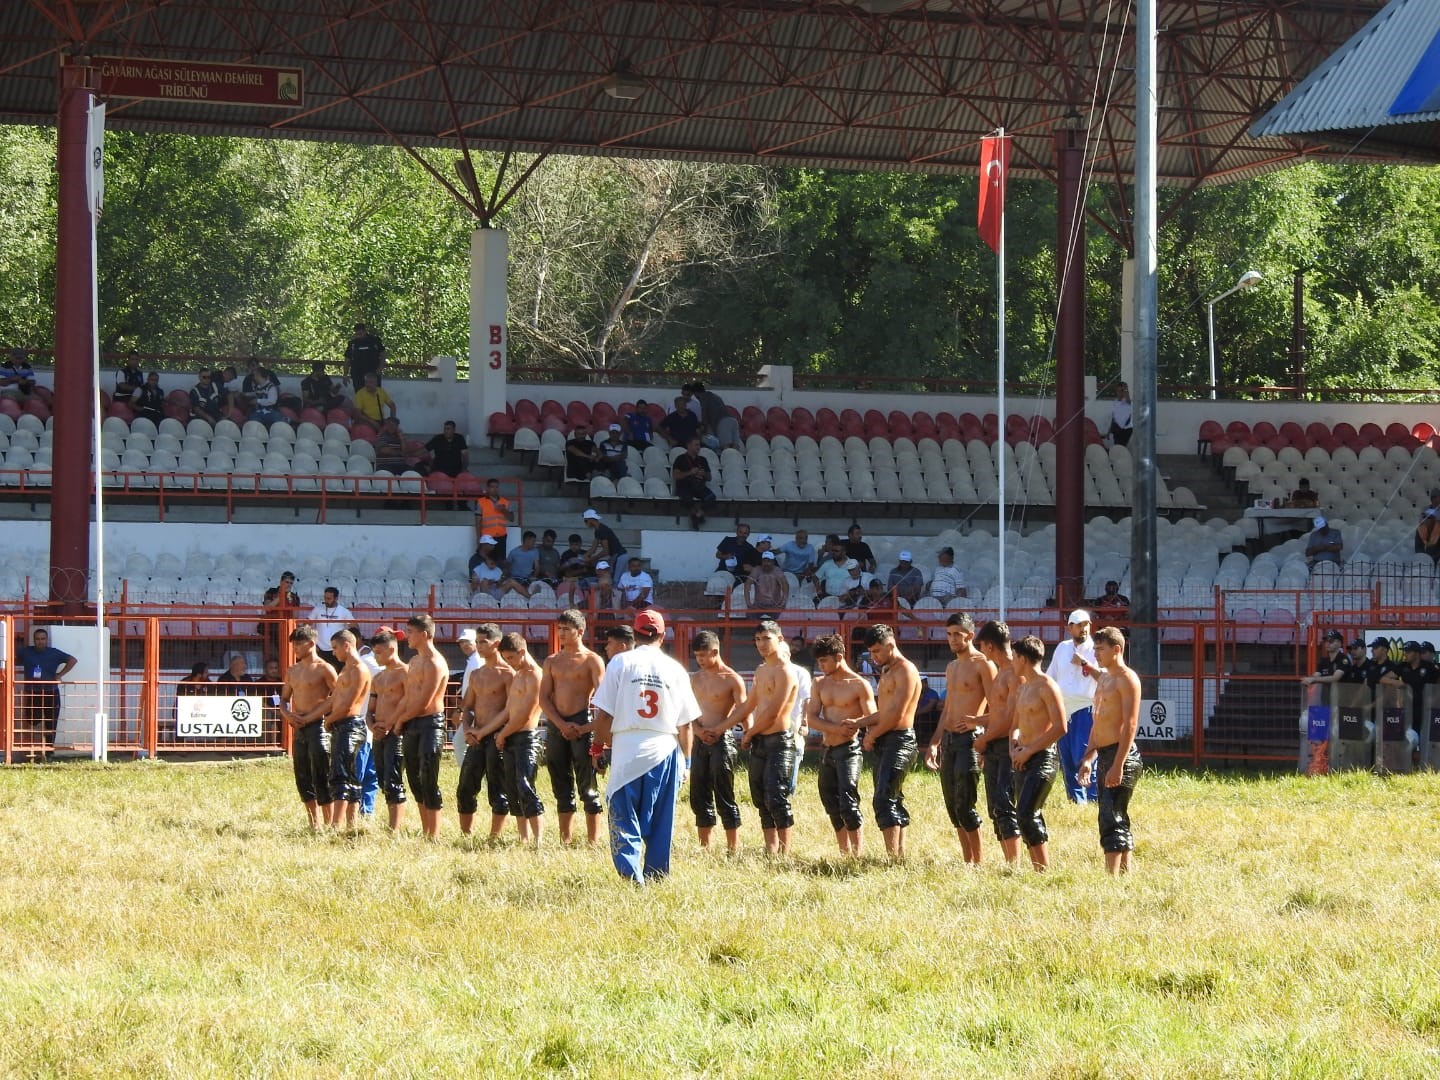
xmin=0 ymin=602 xmax=1434 ymax=767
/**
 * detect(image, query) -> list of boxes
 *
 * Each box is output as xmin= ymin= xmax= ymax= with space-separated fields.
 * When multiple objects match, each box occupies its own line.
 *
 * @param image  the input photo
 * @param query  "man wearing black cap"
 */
xmin=1381 ymin=640 xmax=1436 ymax=735
xmin=1365 ymin=639 xmax=1399 ymax=690
xmin=1340 ymin=639 xmax=1370 ymax=685
xmin=1301 ymin=631 xmax=1353 ymax=688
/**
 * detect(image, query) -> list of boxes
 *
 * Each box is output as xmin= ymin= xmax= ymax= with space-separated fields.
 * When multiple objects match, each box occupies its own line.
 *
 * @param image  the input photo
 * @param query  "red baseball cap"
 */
xmin=633 ymin=609 xmax=665 ymax=636
xmin=373 ymin=625 xmax=406 ymax=640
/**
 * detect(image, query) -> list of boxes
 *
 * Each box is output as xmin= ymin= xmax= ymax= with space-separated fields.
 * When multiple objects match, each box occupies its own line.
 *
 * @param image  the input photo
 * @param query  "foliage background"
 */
xmin=2 ymin=125 xmax=1438 ymax=391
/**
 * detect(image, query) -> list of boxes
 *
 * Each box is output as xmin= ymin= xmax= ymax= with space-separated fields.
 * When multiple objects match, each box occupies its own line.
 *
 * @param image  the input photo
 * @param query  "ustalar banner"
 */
xmin=177 ymin=695 xmax=264 ymax=738
xmin=96 ymin=58 xmax=303 ymax=108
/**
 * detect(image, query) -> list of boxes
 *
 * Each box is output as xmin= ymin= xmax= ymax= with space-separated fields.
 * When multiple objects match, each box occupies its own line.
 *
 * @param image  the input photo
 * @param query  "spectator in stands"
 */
xmin=0 ymin=348 xmax=36 ymax=403
xmin=1416 ymin=488 xmax=1440 ymax=563
xmin=616 ymin=556 xmax=655 ymax=610
xmin=425 ymin=420 xmax=469 ymax=480
xmin=746 ymin=551 xmax=789 ymax=619
xmin=556 ymin=533 xmax=591 ymax=605
xmin=859 ymin=577 xmax=892 ymax=612
xmin=354 ymin=371 xmax=396 ymax=425
xmin=813 ymin=547 xmax=852 ymax=602
xmin=599 ymin=424 xmax=630 ymax=479
xmin=590 ymin=560 xmax=618 ymax=617
xmin=671 ymin=436 xmax=715 ymax=529
xmin=660 ymin=396 xmax=700 ymax=447
xmin=777 ymin=529 xmax=817 ymax=582
xmin=838 ymin=560 xmax=871 ymax=608
xmin=249 ymin=365 xmax=282 ymax=426
xmin=189 ymin=369 xmax=224 ymax=421
xmin=565 ymin=424 xmax=602 ymax=481
xmin=260 ymin=571 xmax=300 ymax=660
xmin=134 ymin=371 xmax=165 ymax=425
xmin=375 ymin=417 xmax=428 ymax=475
xmin=683 ymin=382 xmax=741 ymax=450
xmin=1305 ymin=515 xmax=1343 ymax=570
xmin=468 ymin=537 xmax=505 ymax=598
xmin=886 ymin=551 xmax=925 ymax=605
xmin=1288 ymin=477 xmax=1319 ymax=509
xmin=928 ymin=546 xmax=967 ymax=601
xmin=844 ymin=523 xmax=877 ymax=574
xmin=1301 ymin=630 xmax=1352 ymax=688
xmin=178 ymin=661 xmax=211 ymax=690
xmin=501 ymin=530 xmax=540 ymax=597
xmin=535 ymin=529 xmax=562 ymax=588
xmin=623 ymin=401 xmax=654 ymax=450
xmin=216 ymin=366 xmax=243 ymax=412
xmin=113 ymin=352 xmax=144 ymax=405
xmin=1091 ymin=580 xmax=1130 ymax=613
xmin=345 ymin=322 xmax=386 ymax=387
xmin=302 ymin=362 xmax=347 ymax=412
xmin=215 ymin=653 xmax=258 ymax=691
xmin=1109 ymin=382 xmax=1133 ymax=447
xmin=473 ymin=477 xmax=512 ymax=558
xmin=582 ymin=508 xmax=627 ymax=569
xmin=752 ymin=534 xmax=775 ymax=563
xmin=715 ymin=523 xmax=758 ymax=574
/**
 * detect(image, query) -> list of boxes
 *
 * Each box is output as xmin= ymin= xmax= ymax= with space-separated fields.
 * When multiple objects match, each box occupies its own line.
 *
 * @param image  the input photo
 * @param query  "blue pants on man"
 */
xmin=1057 ymin=706 xmax=1098 ymax=803
xmin=607 ymin=750 xmax=682 ymax=883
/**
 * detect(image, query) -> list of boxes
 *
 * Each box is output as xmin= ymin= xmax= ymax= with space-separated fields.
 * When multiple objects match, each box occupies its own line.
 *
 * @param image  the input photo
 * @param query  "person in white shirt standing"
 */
xmin=1045 ymin=609 xmax=1100 ymax=802
xmin=310 ymin=587 xmax=355 ymax=671
xmin=452 ymin=628 xmax=483 ymax=770
xmin=590 ymin=610 xmax=700 ymax=882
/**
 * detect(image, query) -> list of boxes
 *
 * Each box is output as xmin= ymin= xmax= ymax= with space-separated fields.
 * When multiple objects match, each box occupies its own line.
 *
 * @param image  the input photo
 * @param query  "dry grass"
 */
xmin=1 ymin=759 xmax=1438 ymax=1078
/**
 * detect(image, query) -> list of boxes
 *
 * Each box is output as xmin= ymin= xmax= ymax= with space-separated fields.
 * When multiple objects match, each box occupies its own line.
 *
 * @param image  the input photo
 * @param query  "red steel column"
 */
xmin=51 ymin=60 xmax=97 ymax=612
xmin=1054 ymin=126 xmax=1087 ymax=610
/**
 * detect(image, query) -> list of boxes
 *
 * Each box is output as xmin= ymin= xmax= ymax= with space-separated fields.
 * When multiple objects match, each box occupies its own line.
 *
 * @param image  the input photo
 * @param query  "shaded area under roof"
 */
xmin=0 ymin=1 xmax=1390 ymax=193
xmin=1251 ymin=0 xmax=1440 ymax=162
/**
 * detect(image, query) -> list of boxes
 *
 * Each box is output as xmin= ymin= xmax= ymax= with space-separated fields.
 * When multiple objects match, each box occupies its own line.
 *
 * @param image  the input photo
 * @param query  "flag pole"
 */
xmin=993 ymin=129 xmax=1007 ymax=620
xmin=87 ymin=98 xmax=107 ymax=762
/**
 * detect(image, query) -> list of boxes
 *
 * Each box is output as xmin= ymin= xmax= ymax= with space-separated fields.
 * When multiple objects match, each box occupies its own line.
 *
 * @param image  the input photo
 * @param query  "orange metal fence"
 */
xmin=1 ymin=600 xmax=1435 ymax=768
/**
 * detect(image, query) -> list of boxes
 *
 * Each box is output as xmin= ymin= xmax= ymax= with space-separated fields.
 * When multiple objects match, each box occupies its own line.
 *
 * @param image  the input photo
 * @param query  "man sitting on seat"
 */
xmin=886 ymin=551 xmax=925 ymax=605
xmin=1305 ymin=515 xmax=1343 ymax=570
xmin=1091 ymin=580 xmax=1130 ymax=613
xmin=813 ymin=547 xmax=853 ymax=603
xmin=928 ymin=547 xmax=967 ymax=601
xmin=189 ymin=370 xmax=224 ymax=421
xmin=354 ymin=371 xmax=396 ymax=425
xmin=564 ymin=425 xmax=602 ymax=481
xmin=1288 ymin=477 xmax=1319 ymax=509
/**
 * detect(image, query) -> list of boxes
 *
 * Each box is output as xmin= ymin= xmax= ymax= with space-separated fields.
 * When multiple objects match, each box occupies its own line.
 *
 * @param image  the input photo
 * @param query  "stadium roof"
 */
xmin=1250 ymin=0 xmax=1440 ymax=162
xmin=0 ymin=1 xmax=1390 ymax=206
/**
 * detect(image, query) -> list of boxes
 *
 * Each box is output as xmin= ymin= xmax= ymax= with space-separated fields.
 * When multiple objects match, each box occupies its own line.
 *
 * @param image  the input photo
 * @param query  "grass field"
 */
xmin=2 ymin=758 xmax=1439 ymax=1078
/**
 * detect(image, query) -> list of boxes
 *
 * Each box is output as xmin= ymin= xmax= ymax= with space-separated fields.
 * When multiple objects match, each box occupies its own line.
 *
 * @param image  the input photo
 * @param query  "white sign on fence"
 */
xmin=177 ymin=695 xmax=264 ymax=738
xmin=1138 ymin=699 xmax=1179 ymax=740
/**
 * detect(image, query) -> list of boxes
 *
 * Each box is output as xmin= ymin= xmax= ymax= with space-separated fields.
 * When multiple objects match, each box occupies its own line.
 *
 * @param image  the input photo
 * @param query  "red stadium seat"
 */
xmin=1252 ymin=421 xmax=1278 ymax=442
xmin=1305 ymin=421 xmax=1330 ymax=443
xmin=1332 ymin=421 xmax=1358 ymax=446
xmin=741 ymin=416 xmax=766 ymax=438
xmin=887 ymin=410 xmax=914 ymax=438
xmin=539 ymin=398 xmax=564 ymax=420
xmin=911 ymin=411 xmax=938 ymax=439
xmin=350 ymin=422 xmax=377 ymax=443
xmin=1083 ymin=418 xmax=1103 ymax=441
xmin=815 ymin=407 xmax=839 ymax=429
xmin=540 ymin=415 xmax=568 ymax=433
xmin=1385 ymin=422 xmax=1411 ymax=442
xmin=565 ymin=401 xmax=591 ymax=427
xmin=488 ymin=411 xmax=517 ymax=435
xmin=591 ymin=402 xmax=618 ymax=428
xmin=1413 ymin=421 xmax=1435 ymax=442
xmin=1263 ymin=435 xmax=1287 ymax=453
xmin=1033 ymin=416 xmax=1055 ymax=444
xmin=1225 ymin=420 xmax=1250 ymax=440
xmin=453 ymin=473 xmax=483 ymax=496
xmin=22 ymin=398 xmax=50 ymax=421
xmin=107 ymin=402 xmax=134 ymax=422
xmin=839 ymin=409 xmax=864 ymax=438
xmin=514 ymin=399 xmax=541 ymax=423
xmin=1197 ymin=420 xmax=1223 ymax=454
xmin=981 ymin=413 xmax=1000 ymax=440
xmin=299 ymin=408 xmax=327 ymax=427
xmin=425 ymin=473 xmax=454 ymax=495
xmin=1358 ymin=422 xmax=1384 ymax=445
xmin=742 ymin=405 xmax=765 ymax=426
xmin=765 ymin=407 xmax=792 ymax=437
xmin=935 ymin=412 xmax=962 ymax=440
xmin=325 ymin=408 xmax=352 ymax=427
xmin=1279 ymin=421 xmax=1305 ymax=444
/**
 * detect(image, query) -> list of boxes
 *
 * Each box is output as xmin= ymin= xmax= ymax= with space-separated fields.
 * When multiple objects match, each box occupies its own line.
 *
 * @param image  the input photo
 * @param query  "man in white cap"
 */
xmin=1305 ymin=515 xmax=1343 ymax=570
xmin=590 ymin=609 xmax=701 ymax=881
xmin=451 ymin=628 xmax=483 ymax=769
xmin=599 ymin=423 xmax=629 ymax=479
xmin=887 ymin=551 xmax=925 ymax=605
xmin=745 ymin=550 xmax=789 ymax=619
xmin=582 ymin=508 xmax=627 ymax=571
xmin=1045 ymin=609 xmax=1099 ymax=803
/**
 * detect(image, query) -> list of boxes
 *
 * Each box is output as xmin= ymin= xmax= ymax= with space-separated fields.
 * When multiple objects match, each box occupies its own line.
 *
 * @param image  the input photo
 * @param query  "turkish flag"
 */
xmin=978 ymin=134 xmax=1010 ymax=253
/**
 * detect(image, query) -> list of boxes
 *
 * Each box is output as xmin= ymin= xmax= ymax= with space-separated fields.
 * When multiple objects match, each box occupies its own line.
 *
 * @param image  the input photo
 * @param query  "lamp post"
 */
xmin=1206 ymin=269 xmax=1262 ymax=400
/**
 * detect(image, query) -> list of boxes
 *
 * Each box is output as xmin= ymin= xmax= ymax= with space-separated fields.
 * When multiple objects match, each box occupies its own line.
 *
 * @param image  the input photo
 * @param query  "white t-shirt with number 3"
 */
xmin=592 ymin=643 xmax=702 ymax=794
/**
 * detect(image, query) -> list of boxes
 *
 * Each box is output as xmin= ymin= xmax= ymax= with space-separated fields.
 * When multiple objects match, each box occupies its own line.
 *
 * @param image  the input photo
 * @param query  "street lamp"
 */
xmin=1206 ymin=269 xmax=1262 ymax=400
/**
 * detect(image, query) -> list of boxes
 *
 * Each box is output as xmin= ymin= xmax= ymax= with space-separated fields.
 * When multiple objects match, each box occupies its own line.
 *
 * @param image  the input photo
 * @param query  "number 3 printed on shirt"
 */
xmin=637 ymin=689 xmax=659 ymax=719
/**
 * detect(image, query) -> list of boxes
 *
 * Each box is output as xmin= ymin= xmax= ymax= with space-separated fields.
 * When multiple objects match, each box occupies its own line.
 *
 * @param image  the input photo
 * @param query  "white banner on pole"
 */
xmin=86 ymin=101 xmax=105 ymax=216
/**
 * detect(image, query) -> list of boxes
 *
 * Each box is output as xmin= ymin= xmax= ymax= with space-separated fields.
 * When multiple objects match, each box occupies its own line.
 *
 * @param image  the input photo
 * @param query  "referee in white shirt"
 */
xmin=1045 ymin=609 xmax=1100 ymax=802
xmin=310 ymin=587 xmax=355 ymax=670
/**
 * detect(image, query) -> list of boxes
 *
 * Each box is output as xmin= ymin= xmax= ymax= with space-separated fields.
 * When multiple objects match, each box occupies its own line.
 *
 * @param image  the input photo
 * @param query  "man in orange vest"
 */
xmin=475 ymin=477 xmax=513 ymax=559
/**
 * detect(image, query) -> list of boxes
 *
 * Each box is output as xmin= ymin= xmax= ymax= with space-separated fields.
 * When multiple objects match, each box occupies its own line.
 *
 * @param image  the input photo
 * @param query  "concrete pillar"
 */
xmin=1053 ymin=127 xmax=1087 ymax=610
xmin=467 ymin=229 xmax=509 ymax=438
xmin=50 ymin=62 xmax=98 ymax=612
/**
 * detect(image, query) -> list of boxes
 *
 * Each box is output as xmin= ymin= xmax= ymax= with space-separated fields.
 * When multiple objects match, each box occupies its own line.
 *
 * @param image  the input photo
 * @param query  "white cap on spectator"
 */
xmin=457 ymin=629 xmax=477 ymax=643
xmin=1313 ymin=515 xmax=1326 ymax=528
xmin=754 ymin=534 xmax=772 ymax=545
xmin=762 ymin=551 xmax=776 ymax=560
xmin=478 ymin=535 xmax=497 ymax=546
xmin=724 ymin=557 xmax=737 ymax=568
xmin=845 ymin=559 xmax=859 ymax=570
xmin=898 ymin=550 xmax=912 ymax=562
xmin=596 ymin=560 xmax=610 ymax=570
xmin=584 ymin=509 xmax=601 ymax=521
xmin=608 ymin=423 xmax=621 ymax=432
xmin=1068 ymin=609 xmax=1091 ymax=625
